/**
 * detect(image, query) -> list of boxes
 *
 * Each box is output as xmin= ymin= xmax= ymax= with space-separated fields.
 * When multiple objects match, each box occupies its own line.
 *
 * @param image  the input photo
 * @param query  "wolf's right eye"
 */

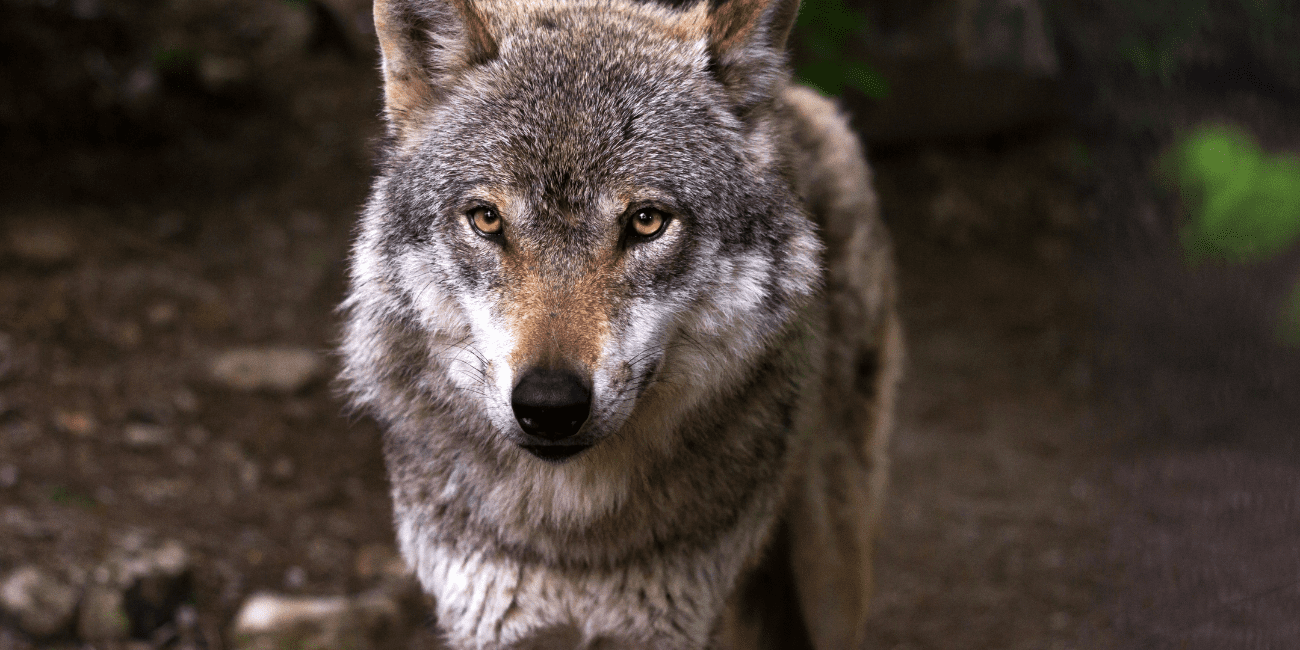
xmin=468 ymin=207 xmax=503 ymax=237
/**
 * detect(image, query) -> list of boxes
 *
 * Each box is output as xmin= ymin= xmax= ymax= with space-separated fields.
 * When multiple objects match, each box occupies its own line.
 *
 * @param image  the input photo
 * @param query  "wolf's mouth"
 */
xmin=521 ymin=444 xmax=591 ymax=462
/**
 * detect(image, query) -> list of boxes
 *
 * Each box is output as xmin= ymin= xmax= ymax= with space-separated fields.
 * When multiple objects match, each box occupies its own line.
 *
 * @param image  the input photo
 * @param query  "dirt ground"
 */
xmin=3 ymin=2 xmax=1300 ymax=648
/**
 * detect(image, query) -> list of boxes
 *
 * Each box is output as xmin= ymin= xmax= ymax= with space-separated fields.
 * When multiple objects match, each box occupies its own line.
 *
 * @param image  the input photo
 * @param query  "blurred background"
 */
xmin=2 ymin=0 xmax=1299 ymax=647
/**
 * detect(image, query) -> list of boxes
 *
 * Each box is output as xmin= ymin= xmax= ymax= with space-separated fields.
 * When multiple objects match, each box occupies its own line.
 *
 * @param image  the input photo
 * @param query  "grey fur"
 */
xmin=338 ymin=0 xmax=902 ymax=647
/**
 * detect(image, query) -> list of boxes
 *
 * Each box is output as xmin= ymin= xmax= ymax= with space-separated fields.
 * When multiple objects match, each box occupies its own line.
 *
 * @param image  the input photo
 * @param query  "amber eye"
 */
xmin=629 ymin=208 xmax=668 ymax=239
xmin=468 ymin=206 xmax=503 ymax=237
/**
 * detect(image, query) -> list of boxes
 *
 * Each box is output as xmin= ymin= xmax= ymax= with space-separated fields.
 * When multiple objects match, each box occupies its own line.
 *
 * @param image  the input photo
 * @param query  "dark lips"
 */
xmin=521 ymin=444 xmax=591 ymax=462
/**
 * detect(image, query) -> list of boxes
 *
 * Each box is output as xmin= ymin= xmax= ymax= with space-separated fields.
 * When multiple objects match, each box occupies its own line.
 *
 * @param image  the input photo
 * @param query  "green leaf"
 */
xmin=1168 ymin=125 xmax=1300 ymax=263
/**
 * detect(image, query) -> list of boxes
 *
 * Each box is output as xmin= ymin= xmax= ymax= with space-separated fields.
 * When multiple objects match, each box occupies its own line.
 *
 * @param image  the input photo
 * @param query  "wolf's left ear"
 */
xmin=374 ymin=0 xmax=498 ymax=132
xmin=705 ymin=0 xmax=801 ymax=112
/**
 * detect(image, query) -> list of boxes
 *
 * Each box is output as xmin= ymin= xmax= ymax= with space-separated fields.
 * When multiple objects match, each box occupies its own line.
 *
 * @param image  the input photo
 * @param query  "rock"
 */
xmin=6 ymin=221 xmax=77 ymax=266
xmin=198 ymin=55 xmax=252 ymax=95
xmin=1 ymin=507 xmax=50 ymax=540
xmin=146 ymin=302 xmax=179 ymax=328
xmin=269 ymin=456 xmax=295 ymax=483
xmin=283 ymin=566 xmax=307 ymax=591
xmin=210 ymin=348 xmax=323 ymax=393
xmin=230 ymin=590 xmax=408 ymax=650
xmin=96 ymin=538 xmax=193 ymax=637
xmin=123 ymin=422 xmax=171 ymax=448
xmin=77 ymin=585 xmax=130 ymax=641
xmin=0 ymin=566 xmax=78 ymax=637
xmin=53 ymin=410 xmax=96 ymax=437
xmin=0 ymin=464 xmax=16 ymax=489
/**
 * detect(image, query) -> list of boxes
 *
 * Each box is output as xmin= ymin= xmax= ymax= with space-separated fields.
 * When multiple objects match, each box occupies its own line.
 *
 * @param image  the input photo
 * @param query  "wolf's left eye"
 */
xmin=628 ymin=208 xmax=669 ymax=240
xmin=468 ymin=207 xmax=503 ymax=237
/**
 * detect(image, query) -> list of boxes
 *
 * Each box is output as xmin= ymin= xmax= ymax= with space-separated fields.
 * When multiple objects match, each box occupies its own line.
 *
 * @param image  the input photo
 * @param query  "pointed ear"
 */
xmin=374 ymin=0 xmax=498 ymax=130
xmin=705 ymin=0 xmax=801 ymax=111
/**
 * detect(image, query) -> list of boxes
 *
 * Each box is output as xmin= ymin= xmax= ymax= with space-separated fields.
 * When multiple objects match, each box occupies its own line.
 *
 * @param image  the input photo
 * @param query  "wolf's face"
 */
xmin=351 ymin=0 xmax=820 ymax=464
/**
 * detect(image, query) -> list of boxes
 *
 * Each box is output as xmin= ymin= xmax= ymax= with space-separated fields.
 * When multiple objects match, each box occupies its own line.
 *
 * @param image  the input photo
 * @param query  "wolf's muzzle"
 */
xmin=511 ymin=368 xmax=591 ymax=443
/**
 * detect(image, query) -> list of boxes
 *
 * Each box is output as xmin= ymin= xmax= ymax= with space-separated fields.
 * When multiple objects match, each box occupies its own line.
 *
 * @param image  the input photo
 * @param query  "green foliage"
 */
xmin=792 ymin=0 xmax=888 ymax=98
xmin=1166 ymin=124 xmax=1300 ymax=345
xmin=1167 ymin=125 xmax=1300 ymax=264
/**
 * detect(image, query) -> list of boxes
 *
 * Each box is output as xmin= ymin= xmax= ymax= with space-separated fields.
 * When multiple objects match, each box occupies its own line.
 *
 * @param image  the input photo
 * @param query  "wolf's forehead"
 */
xmin=468 ymin=37 xmax=716 ymax=192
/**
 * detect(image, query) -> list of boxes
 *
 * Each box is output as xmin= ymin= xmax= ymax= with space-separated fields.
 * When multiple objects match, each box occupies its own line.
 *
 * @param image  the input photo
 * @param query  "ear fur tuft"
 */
xmin=374 ymin=0 xmax=498 ymax=132
xmin=705 ymin=0 xmax=801 ymax=112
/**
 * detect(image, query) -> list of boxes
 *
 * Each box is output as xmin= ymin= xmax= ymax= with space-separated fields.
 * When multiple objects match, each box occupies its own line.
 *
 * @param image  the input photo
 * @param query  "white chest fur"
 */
xmin=398 ymin=511 xmax=774 ymax=650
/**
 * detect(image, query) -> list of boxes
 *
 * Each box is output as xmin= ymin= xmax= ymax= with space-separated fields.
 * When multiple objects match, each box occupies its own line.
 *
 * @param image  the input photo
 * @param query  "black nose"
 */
xmin=511 ymin=368 xmax=591 ymax=441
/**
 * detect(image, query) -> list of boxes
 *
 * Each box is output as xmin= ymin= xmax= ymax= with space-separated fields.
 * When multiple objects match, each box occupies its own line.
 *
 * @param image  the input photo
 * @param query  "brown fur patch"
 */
xmin=501 ymin=249 xmax=621 ymax=375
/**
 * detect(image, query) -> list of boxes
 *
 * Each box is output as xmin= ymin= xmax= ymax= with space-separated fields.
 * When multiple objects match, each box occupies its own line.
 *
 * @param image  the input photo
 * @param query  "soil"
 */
xmin=3 ymin=1 xmax=1299 ymax=648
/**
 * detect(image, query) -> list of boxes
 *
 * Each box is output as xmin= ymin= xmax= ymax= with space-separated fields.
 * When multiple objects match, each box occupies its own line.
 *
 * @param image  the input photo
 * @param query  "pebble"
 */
xmin=197 ymin=55 xmax=251 ymax=94
xmin=269 ymin=456 xmax=295 ymax=483
xmin=53 ymin=410 xmax=96 ymax=437
xmin=0 ymin=566 xmax=79 ymax=637
xmin=283 ymin=566 xmax=307 ymax=590
xmin=209 ymin=347 xmax=323 ymax=393
xmin=6 ymin=221 xmax=77 ymax=266
xmin=123 ymin=422 xmax=171 ymax=448
xmin=230 ymin=589 xmax=407 ymax=650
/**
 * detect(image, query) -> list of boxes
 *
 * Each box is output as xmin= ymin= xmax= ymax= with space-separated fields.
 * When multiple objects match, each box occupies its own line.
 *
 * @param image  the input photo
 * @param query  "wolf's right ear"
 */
xmin=374 ymin=0 xmax=498 ymax=131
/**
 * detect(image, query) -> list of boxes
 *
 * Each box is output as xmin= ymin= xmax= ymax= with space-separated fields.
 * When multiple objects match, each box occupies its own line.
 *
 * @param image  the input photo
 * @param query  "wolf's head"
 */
xmin=344 ymin=0 xmax=822 ymax=465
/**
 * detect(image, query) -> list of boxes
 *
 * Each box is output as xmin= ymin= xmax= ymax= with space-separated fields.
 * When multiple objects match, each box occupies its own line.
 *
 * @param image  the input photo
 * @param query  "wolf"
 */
xmin=338 ymin=0 xmax=903 ymax=647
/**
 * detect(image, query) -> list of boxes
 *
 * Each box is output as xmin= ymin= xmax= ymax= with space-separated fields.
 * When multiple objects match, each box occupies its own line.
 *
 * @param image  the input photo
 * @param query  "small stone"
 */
xmin=0 ymin=566 xmax=79 ymax=637
xmin=53 ymin=410 xmax=96 ymax=437
xmin=134 ymin=476 xmax=189 ymax=504
xmin=116 ymin=322 xmax=143 ymax=348
xmin=77 ymin=585 xmax=130 ymax=641
xmin=152 ymin=539 xmax=190 ymax=576
xmin=238 ymin=459 xmax=261 ymax=491
xmin=209 ymin=348 xmax=323 ymax=393
xmin=123 ymin=422 xmax=171 ymax=448
xmin=269 ymin=456 xmax=295 ymax=483
xmin=231 ymin=591 xmax=406 ymax=650
xmin=283 ymin=566 xmax=307 ymax=590
xmin=147 ymin=303 xmax=179 ymax=328
xmin=7 ymin=221 xmax=77 ymax=266
xmin=198 ymin=55 xmax=251 ymax=94
xmin=2 ymin=507 xmax=49 ymax=539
